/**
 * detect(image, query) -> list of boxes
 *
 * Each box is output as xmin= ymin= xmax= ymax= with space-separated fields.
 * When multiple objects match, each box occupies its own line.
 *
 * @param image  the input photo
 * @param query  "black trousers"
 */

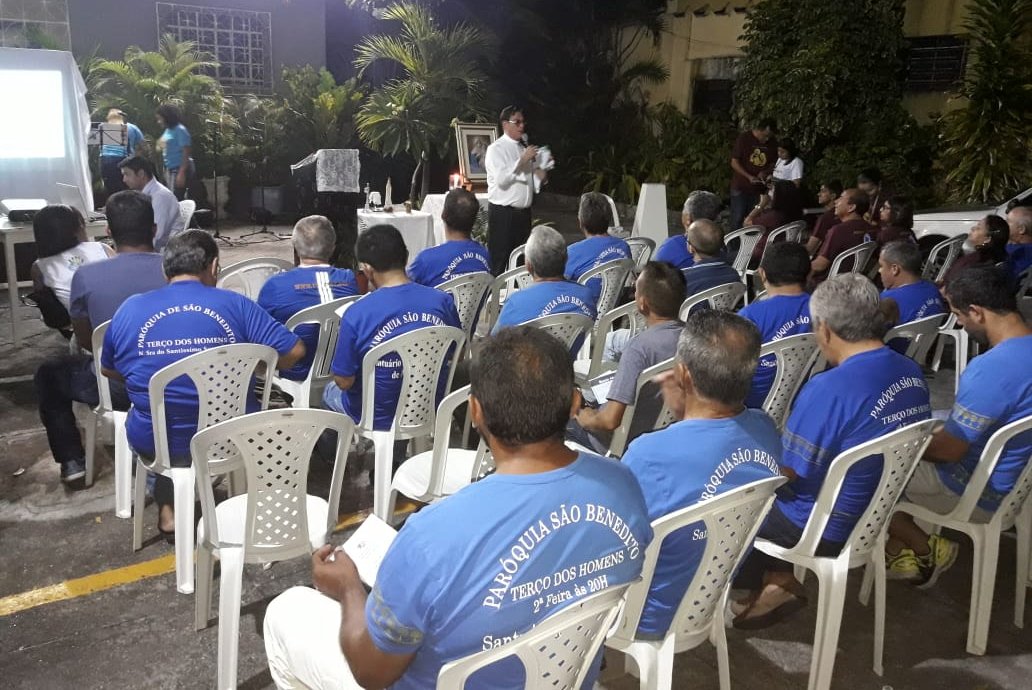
xmin=101 ymin=156 xmax=128 ymax=197
xmin=734 ymin=502 xmax=845 ymax=589
xmin=488 ymin=203 xmax=532 ymax=275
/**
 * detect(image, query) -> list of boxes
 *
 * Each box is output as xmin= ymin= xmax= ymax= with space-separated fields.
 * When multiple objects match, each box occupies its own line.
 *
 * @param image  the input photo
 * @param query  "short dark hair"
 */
xmin=639 ymin=261 xmax=687 ymax=319
xmin=578 ymin=192 xmax=611 ymax=235
xmin=945 ymin=266 xmax=1017 ymax=314
xmin=32 ymin=205 xmax=84 ymax=258
xmin=843 ymin=188 xmax=870 ymax=217
xmin=105 ymin=190 xmax=155 ymax=248
xmin=156 ymin=103 xmax=182 ymax=128
xmin=499 ymin=105 xmax=523 ymax=124
xmin=884 ymin=195 xmax=914 ymax=231
xmin=756 ymin=117 xmax=777 ymax=132
xmin=760 ymin=242 xmax=810 ymax=286
xmin=858 ymin=167 xmax=882 ymax=185
xmin=471 ymin=326 xmax=574 ymax=446
xmin=822 ymin=179 xmax=844 ymax=196
xmin=441 ymin=188 xmax=479 ymax=236
xmin=356 ymin=224 xmax=408 ymax=272
xmin=118 ymin=154 xmax=155 ymax=179
xmin=880 ymin=240 xmax=923 ymax=275
xmin=163 ymin=229 xmax=218 ymax=278
xmin=677 ymin=310 xmax=761 ymax=407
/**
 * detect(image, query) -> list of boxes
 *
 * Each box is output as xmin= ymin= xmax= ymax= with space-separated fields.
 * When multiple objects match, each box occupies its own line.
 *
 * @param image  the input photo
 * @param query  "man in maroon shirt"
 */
xmin=805 ymin=179 xmax=843 ymax=257
xmin=809 ymin=188 xmax=872 ymax=286
xmin=730 ymin=118 xmax=778 ymax=232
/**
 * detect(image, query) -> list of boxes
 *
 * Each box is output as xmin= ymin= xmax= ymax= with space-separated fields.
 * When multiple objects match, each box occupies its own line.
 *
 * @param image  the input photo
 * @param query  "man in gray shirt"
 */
xmin=568 ymin=261 xmax=686 ymax=454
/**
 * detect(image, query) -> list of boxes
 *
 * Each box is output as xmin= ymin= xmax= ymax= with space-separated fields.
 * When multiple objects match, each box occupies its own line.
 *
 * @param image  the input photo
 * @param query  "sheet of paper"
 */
xmin=590 ymin=372 xmax=616 ymax=405
xmin=340 ymin=514 xmax=398 ymax=587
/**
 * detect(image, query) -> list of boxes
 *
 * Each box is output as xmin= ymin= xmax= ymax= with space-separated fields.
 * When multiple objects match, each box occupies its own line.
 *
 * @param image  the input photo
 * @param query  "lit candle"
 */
xmin=449 ymin=173 xmax=462 ymax=190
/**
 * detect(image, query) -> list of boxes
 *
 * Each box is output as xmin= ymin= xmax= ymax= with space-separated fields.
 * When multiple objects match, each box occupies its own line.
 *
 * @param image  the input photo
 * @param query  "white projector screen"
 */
xmin=0 ymin=69 xmax=65 ymax=159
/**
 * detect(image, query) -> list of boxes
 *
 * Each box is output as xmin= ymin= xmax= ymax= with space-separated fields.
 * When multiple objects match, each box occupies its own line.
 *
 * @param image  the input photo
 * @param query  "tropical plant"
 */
xmin=279 ymin=66 xmax=365 ymax=162
xmin=938 ymin=0 xmax=1032 ymax=203
xmin=353 ymin=2 xmax=491 ymax=202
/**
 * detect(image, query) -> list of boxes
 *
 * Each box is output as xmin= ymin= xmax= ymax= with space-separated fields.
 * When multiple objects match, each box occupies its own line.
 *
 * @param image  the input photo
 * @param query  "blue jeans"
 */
xmin=322 ymin=382 xmax=409 ymax=464
xmin=729 ymin=189 xmax=759 ymax=232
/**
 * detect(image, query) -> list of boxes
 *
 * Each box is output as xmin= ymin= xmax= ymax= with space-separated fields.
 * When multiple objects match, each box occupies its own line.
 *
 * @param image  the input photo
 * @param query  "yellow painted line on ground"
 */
xmin=0 ymin=502 xmax=420 ymax=618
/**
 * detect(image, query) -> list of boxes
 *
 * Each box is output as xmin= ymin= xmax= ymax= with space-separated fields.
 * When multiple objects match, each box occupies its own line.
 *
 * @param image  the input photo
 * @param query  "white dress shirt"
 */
xmin=485 ymin=134 xmax=534 ymax=208
xmin=143 ymin=176 xmax=185 ymax=251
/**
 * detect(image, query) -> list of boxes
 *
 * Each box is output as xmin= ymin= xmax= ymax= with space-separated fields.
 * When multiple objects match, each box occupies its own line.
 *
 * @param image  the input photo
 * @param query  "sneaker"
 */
xmin=886 ymin=548 xmax=921 ymax=581
xmin=916 ymin=534 xmax=959 ymax=589
xmin=60 ymin=459 xmax=86 ymax=483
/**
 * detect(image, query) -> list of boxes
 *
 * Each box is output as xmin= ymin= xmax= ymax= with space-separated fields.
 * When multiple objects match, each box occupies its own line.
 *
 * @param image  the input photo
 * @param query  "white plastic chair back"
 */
xmin=678 ymin=282 xmax=746 ymax=320
xmin=608 ymin=357 xmax=676 ymax=457
xmin=178 ymin=199 xmax=196 ymax=229
xmin=420 ymin=384 xmax=478 ymax=499
xmin=625 ymin=236 xmax=655 ymax=273
xmin=578 ymin=257 xmax=634 ymax=316
xmin=584 ymin=301 xmax=647 ymax=380
xmin=216 ymin=257 xmax=294 ymax=300
xmin=437 ymin=583 xmax=631 ymax=689
xmin=760 ymin=333 xmax=818 ymax=429
xmin=726 ymin=225 xmax=763 ymax=275
xmin=483 ymin=265 xmax=532 ymax=332
xmin=507 ymin=242 xmax=527 ymax=272
xmin=523 ymin=313 xmax=595 ymax=353
xmin=883 ymin=313 xmax=948 ymax=361
xmin=437 ymin=272 xmax=493 ymax=342
xmin=922 ymin=235 xmax=966 ymax=282
xmin=828 ymin=240 xmax=878 ymax=279
xmin=276 ymin=295 xmax=359 ymax=407
xmin=603 ymin=193 xmax=622 ymax=232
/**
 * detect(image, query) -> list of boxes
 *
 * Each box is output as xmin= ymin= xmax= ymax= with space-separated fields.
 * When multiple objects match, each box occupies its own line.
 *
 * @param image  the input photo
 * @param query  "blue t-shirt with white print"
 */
xmin=881 ymin=280 xmax=945 ymax=353
xmin=257 ymin=266 xmax=358 ymax=381
xmin=407 ymin=239 xmax=491 ymax=287
xmin=365 ymin=452 xmax=652 ymax=690
xmin=329 ymin=282 xmax=461 ymax=430
xmin=623 ymin=410 xmax=781 ymax=636
xmin=654 ymin=235 xmax=694 ymax=271
xmin=565 ymin=234 xmax=631 ymax=305
xmin=739 ymin=293 xmax=812 ymax=408
xmin=492 ymin=280 xmax=597 ymax=352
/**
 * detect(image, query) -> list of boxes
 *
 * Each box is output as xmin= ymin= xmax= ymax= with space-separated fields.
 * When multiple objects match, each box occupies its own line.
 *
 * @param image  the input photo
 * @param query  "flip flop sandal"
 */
xmin=732 ymin=593 xmax=808 ymax=630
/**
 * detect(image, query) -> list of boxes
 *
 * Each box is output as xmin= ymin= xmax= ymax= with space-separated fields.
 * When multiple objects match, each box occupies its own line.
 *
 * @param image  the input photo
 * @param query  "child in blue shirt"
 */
xmin=565 ymin=192 xmax=631 ymax=305
xmin=408 ymin=189 xmax=491 ymax=287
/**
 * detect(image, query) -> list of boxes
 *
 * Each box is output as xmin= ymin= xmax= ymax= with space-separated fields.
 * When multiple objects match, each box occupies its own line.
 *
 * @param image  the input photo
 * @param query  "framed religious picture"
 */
xmin=453 ymin=121 xmax=498 ymax=183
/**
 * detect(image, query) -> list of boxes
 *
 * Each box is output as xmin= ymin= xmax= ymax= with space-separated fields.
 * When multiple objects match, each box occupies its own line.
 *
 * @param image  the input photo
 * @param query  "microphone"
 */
xmin=520 ymin=133 xmax=529 ymax=148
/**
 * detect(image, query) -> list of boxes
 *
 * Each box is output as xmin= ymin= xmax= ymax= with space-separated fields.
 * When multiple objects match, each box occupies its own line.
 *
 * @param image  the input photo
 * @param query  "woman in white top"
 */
xmin=31 ymin=204 xmax=113 ymax=310
xmin=772 ymin=138 xmax=803 ymax=186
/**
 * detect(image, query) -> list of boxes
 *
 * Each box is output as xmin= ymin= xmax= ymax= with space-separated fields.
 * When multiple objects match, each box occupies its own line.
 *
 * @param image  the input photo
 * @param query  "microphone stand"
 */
xmin=238 ymin=120 xmax=286 ymax=242
xmin=205 ymin=116 xmax=233 ymax=246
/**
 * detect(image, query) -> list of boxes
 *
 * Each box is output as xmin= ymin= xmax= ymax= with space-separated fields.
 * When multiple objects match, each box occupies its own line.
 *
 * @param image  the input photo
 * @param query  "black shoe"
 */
xmin=60 ymin=459 xmax=86 ymax=483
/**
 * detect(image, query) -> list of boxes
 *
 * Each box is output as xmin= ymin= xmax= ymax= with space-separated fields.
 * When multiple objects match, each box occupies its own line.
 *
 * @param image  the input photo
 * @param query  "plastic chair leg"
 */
xmin=626 ymin=641 xmax=660 ymax=690
xmin=711 ymin=619 xmax=732 ymax=690
xmin=172 ymin=468 xmax=196 ymax=594
xmin=809 ymin=559 xmax=849 ymax=690
xmin=83 ymin=410 xmax=98 ymax=488
xmin=195 ymin=544 xmax=214 ymax=631
xmin=968 ymin=527 xmax=999 ymax=655
xmin=370 ymin=431 xmax=396 ymax=521
xmin=216 ymin=548 xmax=245 ymax=690
xmin=650 ymin=635 xmax=676 ymax=690
xmin=113 ymin=413 xmax=131 ymax=519
xmin=1015 ymin=508 xmax=1032 ymax=628
xmin=858 ymin=562 xmax=873 ymax=606
xmin=871 ymin=547 xmax=886 ymax=676
xmin=132 ymin=461 xmax=147 ymax=551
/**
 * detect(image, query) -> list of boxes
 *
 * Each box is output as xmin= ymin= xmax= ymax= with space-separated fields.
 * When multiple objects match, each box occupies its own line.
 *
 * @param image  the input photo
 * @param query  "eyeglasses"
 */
xmin=507 ymin=119 xmax=525 ymax=126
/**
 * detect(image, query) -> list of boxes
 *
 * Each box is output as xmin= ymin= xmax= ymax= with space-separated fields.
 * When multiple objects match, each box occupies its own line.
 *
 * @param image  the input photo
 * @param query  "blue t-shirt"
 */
xmin=780 ymin=347 xmax=931 ymax=542
xmin=257 ymin=266 xmax=358 ymax=381
xmin=565 ymin=235 xmax=631 ymax=305
xmin=739 ymin=293 xmax=812 ymax=408
xmin=101 ymin=281 xmax=300 ymax=458
xmin=654 ymin=235 xmax=693 ymax=271
xmin=937 ymin=334 xmax=1032 ymax=510
xmin=161 ymin=124 xmax=191 ymax=170
xmin=881 ymin=280 xmax=946 ymax=353
xmin=682 ymin=259 xmax=741 ymax=303
xmin=623 ymin=410 xmax=781 ymax=636
xmin=69 ymin=252 xmax=167 ymax=326
xmin=100 ymin=122 xmax=143 ymax=159
xmin=366 ymin=452 xmax=652 ymax=690
xmin=493 ymin=280 xmax=597 ymax=352
xmin=408 ymin=239 xmax=491 ymax=287
xmin=329 ymin=282 xmax=460 ymax=430
xmin=1006 ymin=243 xmax=1032 ymax=282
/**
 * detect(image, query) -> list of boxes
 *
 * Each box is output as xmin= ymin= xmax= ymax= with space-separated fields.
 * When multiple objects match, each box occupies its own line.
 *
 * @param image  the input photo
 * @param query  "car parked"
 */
xmin=913 ymin=187 xmax=1032 ymax=250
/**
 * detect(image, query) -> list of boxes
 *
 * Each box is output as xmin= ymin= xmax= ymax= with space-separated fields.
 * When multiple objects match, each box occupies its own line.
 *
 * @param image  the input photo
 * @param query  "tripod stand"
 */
xmin=206 ymin=115 xmax=233 ymax=246
xmin=238 ymin=121 xmax=286 ymax=242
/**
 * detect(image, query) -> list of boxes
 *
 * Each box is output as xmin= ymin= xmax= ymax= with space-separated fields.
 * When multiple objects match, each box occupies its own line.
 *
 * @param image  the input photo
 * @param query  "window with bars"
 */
xmin=905 ymin=35 xmax=967 ymax=93
xmin=156 ymin=3 xmax=272 ymax=93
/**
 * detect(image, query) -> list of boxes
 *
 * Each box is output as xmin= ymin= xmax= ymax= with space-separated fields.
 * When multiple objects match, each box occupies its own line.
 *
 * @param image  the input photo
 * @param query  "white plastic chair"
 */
xmin=828 ymin=240 xmax=878 ymax=279
xmin=133 ymin=343 xmax=278 ymax=594
xmin=437 ymin=583 xmax=632 ymax=689
xmin=891 ymin=415 xmax=1032 ymax=654
xmin=178 ymin=199 xmax=196 ymax=230
xmin=726 ymin=225 xmax=763 ymax=278
xmin=216 ymin=257 xmax=294 ymax=300
xmin=755 ymin=419 xmax=939 ymax=689
xmin=482 ymin=266 xmax=532 ymax=333
xmin=82 ymin=320 xmax=132 ymax=513
xmin=273 ymin=295 xmax=359 ymax=408
xmin=607 ymin=476 xmax=785 ymax=690
xmin=930 ymin=313 xmax=972 ymax=392
xmin=883 ymin=313 xmax=948 ymax=362
xmin=678 ymin=282 xmax=746 ymax=320
xmin=523 ymin=312 xmax=596 ymax=354
xmin=437 ymin=271 xmax=493 ymax=346
xmin=355 ymin=326 xmax=466 ymax=521
xmin=191 ymin=408 xmax=355 ymax=690
xmin=579 ymin=301 xmax=647 ymax=380
xmin=759 ymin=333 xmax=819 ymax=430
xmin=745 ymin=221 xmax=806 ymax=293
xmin=507 ymin=242 xmax=527 ymax=272
xmin=603 ymin=193 xmax=622 ymax=233
xmin=607 ymin=357 xmax=676 ymax=458
xmin=578 ymin=257 xmax=634 ymax=316
xmin=921 ymin=235 xmax=966 ymax=283
xmin=626 ymin=236 xmax=656 ymax=274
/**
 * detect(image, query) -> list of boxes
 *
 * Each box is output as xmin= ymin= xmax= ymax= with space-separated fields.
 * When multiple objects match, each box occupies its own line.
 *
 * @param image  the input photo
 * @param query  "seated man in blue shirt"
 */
xmin=493 ymin=225 xmax=597 ymax=334
xmin=102 ymin=230 xmax=305 ymax=534
xmin=263 ymin=326 xmax=652 ymax=690
xmin=565 ymin=191 xmax=631 ymax=306
xmin=887 ymin=267 xmax=1032 ymax=586
xmin=654 ymin=190 xmax=722 ymax=271
xmin=739 ymin=241 xmax=812 ymax=408
xmin=682 ymin=219 xmax=742 ymax=300
xmin=568 ymin=261 xmax=685 ymax=454
xmin=322 ymin=224 xmax=461 ymax=432
xmin=878 ymin=239 xmax=945 ymax=332
xmin=623 ymin=309 xmax=783 ymax=637
xmin=732 ymin=274 xmax=931 ymax=629
xmin=407 ymin=188 xmax=491 ymax=287
xmin=35 ymin=190 xmax=168 ymax=484
xmin=1006 ymin=206 xmax=1032 ymax=282
xmin=258 ymin=215 xmax=359 ymax=383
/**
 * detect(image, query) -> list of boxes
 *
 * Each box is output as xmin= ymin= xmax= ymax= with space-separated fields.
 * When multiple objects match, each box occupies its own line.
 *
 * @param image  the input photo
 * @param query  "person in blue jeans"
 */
xmin=263 ymin=326 xmax=652 ymax=690
xmin=156 ymin=103 xmax=193 ymax=200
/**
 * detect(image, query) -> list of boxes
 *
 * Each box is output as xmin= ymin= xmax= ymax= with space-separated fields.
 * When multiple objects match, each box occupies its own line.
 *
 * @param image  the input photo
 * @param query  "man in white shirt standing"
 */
xmin=119 ymin=155 xmax=185 ymax=252
xmin=484 ymin=105 xmax=547 ymax=275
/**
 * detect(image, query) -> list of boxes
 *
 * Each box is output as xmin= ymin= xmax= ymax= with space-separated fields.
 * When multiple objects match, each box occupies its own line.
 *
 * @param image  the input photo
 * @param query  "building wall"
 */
xmin=0 ymin=0 xmax=71 ymax=49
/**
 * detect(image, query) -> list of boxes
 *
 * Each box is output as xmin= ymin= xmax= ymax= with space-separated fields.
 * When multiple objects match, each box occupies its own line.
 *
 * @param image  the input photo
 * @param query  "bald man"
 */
xmin=1006 ymin=206 xmax=1032 ymax=282
xmin=681 ymin=219 xmax=741 ymax=300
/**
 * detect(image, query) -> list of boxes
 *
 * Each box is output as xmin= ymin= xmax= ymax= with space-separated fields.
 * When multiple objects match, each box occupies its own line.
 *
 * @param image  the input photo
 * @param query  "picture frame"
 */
xmin=453 ymin=121 xmax=498 ymax=183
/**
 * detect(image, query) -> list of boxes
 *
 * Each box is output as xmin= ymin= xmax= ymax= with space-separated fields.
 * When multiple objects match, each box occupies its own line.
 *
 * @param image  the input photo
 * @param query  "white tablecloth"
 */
xmin=357 ymin=210 xmax=434 ymax=266
xmin=422 ymin=192 xmax=490 ymax=245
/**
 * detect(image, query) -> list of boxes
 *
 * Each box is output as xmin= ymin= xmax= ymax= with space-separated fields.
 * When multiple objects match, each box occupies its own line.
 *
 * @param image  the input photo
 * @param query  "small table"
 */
xmin=356 ymin=209 xmax=435 ymax=266
xmin=422 ymin=192 xmax=490 ymax=245
xmin=2 ymin=216 xmax=108 ymax=345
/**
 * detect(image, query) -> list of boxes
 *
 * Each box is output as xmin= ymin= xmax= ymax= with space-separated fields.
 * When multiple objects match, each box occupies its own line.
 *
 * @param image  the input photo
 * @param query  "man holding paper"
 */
xmin=263 ymin=326 xmax=652 ymax=689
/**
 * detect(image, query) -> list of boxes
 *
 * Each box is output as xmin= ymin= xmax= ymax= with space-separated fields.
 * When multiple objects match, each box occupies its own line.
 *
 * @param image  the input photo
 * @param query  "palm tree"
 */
xmin=353 ymin=2 xmax=490 ymax=203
